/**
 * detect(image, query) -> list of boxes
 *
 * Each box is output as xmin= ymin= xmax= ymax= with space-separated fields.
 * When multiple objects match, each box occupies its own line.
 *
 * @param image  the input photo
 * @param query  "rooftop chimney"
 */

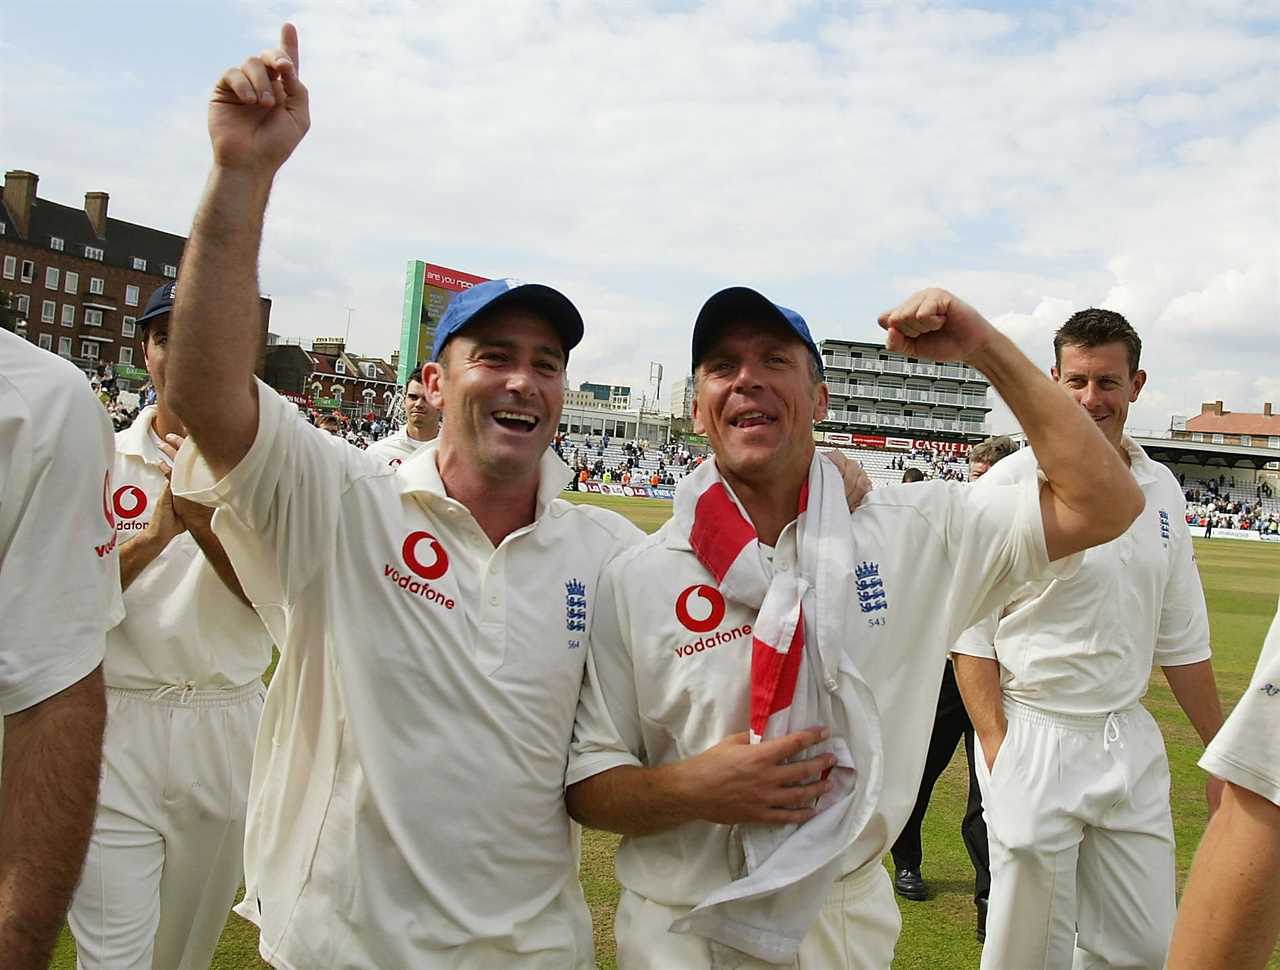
xmin=1266 ymin=403 xmax=1273 ymax=418
xmin=1216 ymin=400 xmax=1224 ymax=415
xmin=84 ymin=191 xmax=109 ymax=238
xmin=3 ymin=170 xmax=38 ymax=239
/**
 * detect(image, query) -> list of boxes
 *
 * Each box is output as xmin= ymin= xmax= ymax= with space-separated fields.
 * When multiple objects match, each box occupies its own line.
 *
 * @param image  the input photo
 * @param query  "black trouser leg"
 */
xmin=961 ymin=726 xmax=990 ymax=905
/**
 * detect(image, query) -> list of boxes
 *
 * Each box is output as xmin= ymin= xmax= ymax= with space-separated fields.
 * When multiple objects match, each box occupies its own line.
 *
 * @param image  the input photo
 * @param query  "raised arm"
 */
xmin=879 ymin=290 xmax=1143 ymax=560
xmin=167 ymin=23 xmax=310 ymax=479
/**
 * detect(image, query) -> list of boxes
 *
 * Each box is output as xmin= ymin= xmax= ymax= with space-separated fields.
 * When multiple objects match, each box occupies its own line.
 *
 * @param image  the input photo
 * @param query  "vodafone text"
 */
xmin=383 ymin=563 xmax=455 ymax=610
xmin=673 ymin=624 xmax=752 ymax=659
xmin=94 ymin=531 xmax=118 ymax=559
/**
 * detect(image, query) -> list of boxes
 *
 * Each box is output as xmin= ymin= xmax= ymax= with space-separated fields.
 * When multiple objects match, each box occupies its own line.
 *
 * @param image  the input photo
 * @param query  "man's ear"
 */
xmin=1130 ymin=369 xmax=1147 ymax=403
xmin=423 ymin=360 xmax=447 ymax=411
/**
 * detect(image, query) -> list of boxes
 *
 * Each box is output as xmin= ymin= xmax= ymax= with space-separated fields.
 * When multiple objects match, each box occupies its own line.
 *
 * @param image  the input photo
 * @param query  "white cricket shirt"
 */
xmin=570 ymin=470 xmax=1073 ymax=907
xmin=953 ymin=439 xmax=1210 ymax=715
xmin=365 ymin=427 xmax=427 ymax=469
xmin=171 ymin=382 xmax=642 ymax=969
xmin=105 ymin=407 xmax=271 ymax=690
xmin=0 ymin=330 xmax=122 ymax=716
xmin=1200 ymin=597 xmax=1280 ymax=806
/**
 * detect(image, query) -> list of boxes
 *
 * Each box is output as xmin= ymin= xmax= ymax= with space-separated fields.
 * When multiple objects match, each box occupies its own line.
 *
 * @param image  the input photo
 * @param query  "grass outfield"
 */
xmin=50 ymin=494 xmax=1280 ymax=969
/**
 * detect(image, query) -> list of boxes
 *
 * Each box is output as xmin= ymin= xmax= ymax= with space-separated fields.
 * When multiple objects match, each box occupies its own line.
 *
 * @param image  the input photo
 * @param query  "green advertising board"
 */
xmin=398 ymin=261 xmax=490 ymax=384
xmin=313 ymin=398 xmax=340 ymax=409
xmin=116 ymin=364 xmax=149 ymax=381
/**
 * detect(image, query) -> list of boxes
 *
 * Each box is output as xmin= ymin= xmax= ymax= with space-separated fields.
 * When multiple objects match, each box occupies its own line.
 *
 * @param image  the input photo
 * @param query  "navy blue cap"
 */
xmin=430 ymin=278 xmax=584 ymax=362
xmin=691 ymin=287 xmax=824 ymax=377
xmin=135 ymin=281 xmax=177 ymax=330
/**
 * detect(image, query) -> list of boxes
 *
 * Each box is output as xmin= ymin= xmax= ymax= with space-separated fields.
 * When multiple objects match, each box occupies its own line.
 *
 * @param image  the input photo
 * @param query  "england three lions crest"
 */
xmin=856 ymin=561 xmax=888 ymax=613
xmin=565 ymin=579 xmax=587 ymax=633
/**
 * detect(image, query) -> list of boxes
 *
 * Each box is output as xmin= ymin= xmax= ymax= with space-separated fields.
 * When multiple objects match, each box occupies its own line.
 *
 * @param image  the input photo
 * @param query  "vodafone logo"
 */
xmin=402 ymin=531 xmax=449 ymax=581
xmin=113 ymin=485 xmax=148 ymax=520
xmin=676 ymin=584 xmax=726 ymax=633
xmin=389 ymin=457 xmax=403 ymax=468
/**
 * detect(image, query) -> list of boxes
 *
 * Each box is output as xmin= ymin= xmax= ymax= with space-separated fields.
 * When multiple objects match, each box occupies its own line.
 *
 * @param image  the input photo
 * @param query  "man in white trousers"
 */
xmin=365 ymin=364 xmax=440 ymax=468
xmin=1 ymin=327 xmax=121 ymax=970
xmin=162 ymin=27 xmax=880 ymax=968
xmin=567 ymin=286 xmax=1144 ymax=970
xmin=1167 ymin=596 xmax=1280 ymax=970
xmin=953 ymin=308 xmax=1225 ymax=970
xmin=67 ymin=282 xmax=273 ymax=970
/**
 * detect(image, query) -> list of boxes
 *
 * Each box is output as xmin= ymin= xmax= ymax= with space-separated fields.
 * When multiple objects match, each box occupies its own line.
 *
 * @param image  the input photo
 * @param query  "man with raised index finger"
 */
xmin=162 ymin=25 xmax=871 ymax=969
xmin=566 ymin=286 xmax=1144 ymax=969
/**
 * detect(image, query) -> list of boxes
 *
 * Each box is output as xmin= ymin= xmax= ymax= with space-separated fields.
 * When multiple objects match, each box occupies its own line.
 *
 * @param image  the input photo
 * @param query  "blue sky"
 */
xmin=3 ymin=0 xmax=1277 ymax=429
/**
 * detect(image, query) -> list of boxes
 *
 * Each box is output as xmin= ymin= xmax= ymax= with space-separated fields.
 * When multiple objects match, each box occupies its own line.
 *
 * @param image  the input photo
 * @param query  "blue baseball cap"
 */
xmin=691 ymin=286 xmax=824 ymax=377
xmin=135 ymin=281 xmax=178 ymax=331
xmin=430 ymin=278 xmax=584 ymax=362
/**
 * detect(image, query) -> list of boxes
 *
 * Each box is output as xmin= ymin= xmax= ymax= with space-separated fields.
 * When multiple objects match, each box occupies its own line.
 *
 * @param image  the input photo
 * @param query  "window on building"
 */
xmin=20 ymin=260 xmax=35 ymax=283
xmin=1212 ymin=434 xmax=1225 ymax=444
xmin=84 ymin=245 xmax=104 ymax=261
xmin=58 ymin=337 xmax=72 ymax=357
xmin=50 ymin=236 xmax=64 ymax=252
xmin=334 ymin=359 xmax=345 ymax=375
xmin=45 ymin=266 xmax=59 ymax=289
xmin=38 ymin=333 xmax=52 ymax=351
xmin=85 ymin=309 xmax=104 ymax=327
xmin=118 ymin=346 xmax=134 ymax=365
xmin=1270 ymin=437 xmax=1280 ymax=449
xmin=122 ymin=316 xmax=136 ymax=337
xmin=64 ymin=270 xmax=78 ymax=293
xmin=16 ymin=294 xmax=29 ymax=316
xmin=2 ymin=255 xmax=14 ymax=279
xmin=132 ymin=257 xmax=147 ymax=271
xmin=1191 ymin=433 xmax=1204 ymax=442
xmin=1241 ymin=435 xmax=1252 ymax=447
xmin=61 ymin=304 xmax=76 ymax=326
xmin=41 ymin=300 xmax=56 ymax=323
xmin=365 ymin=363 xmax=378 ymax=378
xmin=81 ymin=341 xmax=99 ymax=360
xmin=125 ymin=284 xmax=139 ymax=307
xmin=89 ymin=277 xmax=104 ymax=295
xmin=163 ymin=264 xmax=177 ymax=278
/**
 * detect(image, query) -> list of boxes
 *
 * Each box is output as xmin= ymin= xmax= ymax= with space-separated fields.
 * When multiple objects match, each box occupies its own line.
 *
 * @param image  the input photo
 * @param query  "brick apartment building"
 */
xmin=1174 ymin=401 xmax=1280 ymax=450
xmin=264 ymin=336 xmax=401 ymax=417
xmin=0 ymin=168 xmax=268 ymax=385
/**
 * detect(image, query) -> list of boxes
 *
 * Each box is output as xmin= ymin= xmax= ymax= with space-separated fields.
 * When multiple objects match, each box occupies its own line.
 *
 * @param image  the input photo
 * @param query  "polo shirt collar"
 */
xmin=117 ymin=405 xmax=166 ymax=466
xmin=396 ymin=438 xmax=573 ymax=523
xmin=1121 ymin=434 xmax=1159 ymax=487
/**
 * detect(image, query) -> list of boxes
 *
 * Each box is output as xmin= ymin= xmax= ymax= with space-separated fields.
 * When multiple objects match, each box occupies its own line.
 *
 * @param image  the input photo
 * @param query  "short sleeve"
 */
xmin=171 ymin=380 xmax=374 ymax=616
xmin=1198 ymin=599 xmax=1280 ymax=806
xmin=933 ymin=466 xmax=1082 ymax=645
xmin=0 ymin=378 xmax=119 ymax=715
xmin=952 ymin=609 xmax=999 ymax=659
xmin=1154 ymin=498 xmax=1212 ymax=667
xmin=567 ymin=555 xmax=646 ymax=786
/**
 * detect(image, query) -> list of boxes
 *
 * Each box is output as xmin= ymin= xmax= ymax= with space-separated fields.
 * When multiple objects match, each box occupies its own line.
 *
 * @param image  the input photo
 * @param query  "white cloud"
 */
xmin=2 ymin=1 xmax=1275 ymax=425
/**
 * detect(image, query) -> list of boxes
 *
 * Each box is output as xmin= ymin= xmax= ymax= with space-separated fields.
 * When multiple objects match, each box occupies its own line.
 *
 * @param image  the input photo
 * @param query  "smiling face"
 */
xmin=424 ymin=306 xmax=565 ymax=483
xmin=1051 ymin=340 xmax=1146 ymax=451
xmin=692 ymin=316 xmax=828 ymax=492
xmin=404 ymin=377 xmax=441 ymax=442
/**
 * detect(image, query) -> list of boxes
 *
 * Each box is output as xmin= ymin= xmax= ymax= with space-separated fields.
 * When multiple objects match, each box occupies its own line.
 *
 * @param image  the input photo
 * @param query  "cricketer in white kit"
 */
xmin=1166 ymin=596 xmax=1280 ymax=970
xmin=953 ymin=309 xmax=1225 ymax=970
xmin=365 ymin=365 xmax=440 ymax=469
xmin=67 ymin=283 xmax=273 ymax=970
xmin=567 ymin=286 xmax=1144 ymax=970
xmin=0 ymin=328 xmax=121 ymax=969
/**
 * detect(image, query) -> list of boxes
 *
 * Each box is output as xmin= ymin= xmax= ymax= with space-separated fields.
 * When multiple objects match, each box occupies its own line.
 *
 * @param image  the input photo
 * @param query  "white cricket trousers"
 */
xmin=614 ymin=862 xmax=901 ymax=970
xmin=975 ymin=699 xmax=1176 ymax=970
xmin=69 ymin=680 xmax=264 ymax=970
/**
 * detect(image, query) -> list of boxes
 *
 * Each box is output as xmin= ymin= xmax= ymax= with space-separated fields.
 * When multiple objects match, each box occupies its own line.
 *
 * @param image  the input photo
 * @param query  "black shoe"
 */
xmin=976 ymin=897 xmax=988 ymax=943
xmin=893 ymin=868 xmax=927 ymax=901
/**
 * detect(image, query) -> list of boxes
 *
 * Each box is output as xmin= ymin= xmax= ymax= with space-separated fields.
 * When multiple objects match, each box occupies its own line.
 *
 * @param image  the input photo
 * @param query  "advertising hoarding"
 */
xmin=398 ymin=261 xmax=490 ymax=383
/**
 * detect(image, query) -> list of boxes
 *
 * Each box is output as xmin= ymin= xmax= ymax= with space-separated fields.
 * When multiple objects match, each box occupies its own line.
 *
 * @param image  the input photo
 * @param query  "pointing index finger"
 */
xmin=281 ymin=22 xmax=300 ymax=73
